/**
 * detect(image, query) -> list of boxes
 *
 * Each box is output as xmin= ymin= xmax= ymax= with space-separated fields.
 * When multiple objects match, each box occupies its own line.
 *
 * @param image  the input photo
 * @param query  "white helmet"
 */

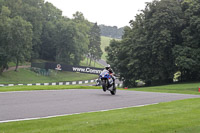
xmin=105 ymin=64 xmax=111 ymax=70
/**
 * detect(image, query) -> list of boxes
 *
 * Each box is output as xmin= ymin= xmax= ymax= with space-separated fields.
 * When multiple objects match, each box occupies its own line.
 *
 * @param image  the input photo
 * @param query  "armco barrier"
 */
xmin=0 ymin=79 xmax=123 ymax=87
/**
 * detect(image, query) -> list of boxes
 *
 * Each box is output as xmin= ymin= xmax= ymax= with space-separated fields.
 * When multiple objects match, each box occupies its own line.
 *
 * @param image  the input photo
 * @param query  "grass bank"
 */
xmin=101 ymin=36 xmax=113 ymax=60
xmin=0 ymin=68 xmax=98 ymax=84
xmin=127 ymin=82 xmax=200 ymax=95
xmin=0 ymin=98 xmax=199 ymax=133
xmin=100 ymin=36 xmax=120 ymax=60
xmin=80 ymin=57 xmax=104 ymax=68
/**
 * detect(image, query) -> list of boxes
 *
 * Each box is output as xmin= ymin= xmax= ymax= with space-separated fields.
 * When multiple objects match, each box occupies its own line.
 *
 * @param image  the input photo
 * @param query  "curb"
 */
xmin=0 ymin=79 xmax=123 ymax=87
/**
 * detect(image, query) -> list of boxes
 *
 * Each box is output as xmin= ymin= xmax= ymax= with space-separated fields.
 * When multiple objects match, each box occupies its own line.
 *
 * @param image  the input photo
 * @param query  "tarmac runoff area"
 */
xmin=0 ymin=89 xmax=200 ymax=123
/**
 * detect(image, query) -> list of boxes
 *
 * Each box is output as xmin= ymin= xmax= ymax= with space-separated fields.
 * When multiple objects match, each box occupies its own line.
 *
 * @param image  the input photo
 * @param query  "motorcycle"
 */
xmin=99 ymin=69 xmax=116 ymax=95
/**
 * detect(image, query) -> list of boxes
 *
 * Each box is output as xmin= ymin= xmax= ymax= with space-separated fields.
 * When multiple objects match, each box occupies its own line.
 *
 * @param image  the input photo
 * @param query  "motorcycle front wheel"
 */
xmin=102 ymin=80 xmax=107 ymax=92
xmin=110 ymin=84 xmax=116 ymax=95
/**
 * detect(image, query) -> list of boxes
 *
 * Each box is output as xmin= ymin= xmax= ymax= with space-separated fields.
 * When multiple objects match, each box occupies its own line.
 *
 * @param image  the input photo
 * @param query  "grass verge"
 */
xmin=0 ymin=98 xmax=199 ymax=133
xmin=0 ymin=85 xmax=101 ymax=92
xmin=1 ymin=82 xmax=200 ymax=95
xmin=126 ymin=82 xmax=200 ymax=95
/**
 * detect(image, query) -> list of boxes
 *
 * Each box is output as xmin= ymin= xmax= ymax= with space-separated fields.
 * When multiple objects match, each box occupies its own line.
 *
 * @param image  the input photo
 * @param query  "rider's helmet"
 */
xmin=105 ymin=64 xmax=111 ymax=70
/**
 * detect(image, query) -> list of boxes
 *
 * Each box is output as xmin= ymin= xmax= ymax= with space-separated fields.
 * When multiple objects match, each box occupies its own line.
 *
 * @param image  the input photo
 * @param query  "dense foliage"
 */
xmin=88 ymin=23 xmax=102 ymax=65
xmin=0 ymin=0 xmax=102 ymax=73
xmin=106 ymin=0 xmax=200 ymax=87
xmin=99 ymin=24 xmax=124 ymax=39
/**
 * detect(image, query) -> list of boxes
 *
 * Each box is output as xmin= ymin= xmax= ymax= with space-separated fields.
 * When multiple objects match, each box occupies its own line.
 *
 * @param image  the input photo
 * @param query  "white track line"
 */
xmin=0 ymin=103 xmax=158 ymax=123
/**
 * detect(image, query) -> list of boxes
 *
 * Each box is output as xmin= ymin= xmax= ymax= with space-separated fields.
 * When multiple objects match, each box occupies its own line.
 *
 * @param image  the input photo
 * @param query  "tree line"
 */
xmin=0 ymin=0 xmax=102 ymax=74
xmin=106 ymin=0 xmax=200 ymax=87
xmin=99 ymin=24 xmax=124 ymax=39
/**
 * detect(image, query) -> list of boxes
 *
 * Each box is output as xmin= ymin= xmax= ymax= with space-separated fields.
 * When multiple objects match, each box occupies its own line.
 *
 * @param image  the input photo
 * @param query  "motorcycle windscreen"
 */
xmin=100 ymin=70 xmax=109 ymax=75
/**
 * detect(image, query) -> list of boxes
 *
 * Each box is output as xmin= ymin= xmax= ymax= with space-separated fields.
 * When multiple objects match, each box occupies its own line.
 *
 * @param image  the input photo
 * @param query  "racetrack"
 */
xmin=0 ymin=89 xmax=200 ymax=123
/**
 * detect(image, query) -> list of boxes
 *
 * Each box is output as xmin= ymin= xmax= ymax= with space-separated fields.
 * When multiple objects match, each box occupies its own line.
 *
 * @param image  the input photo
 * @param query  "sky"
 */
xmin=45 ymin=0 xmax=153 ymax=28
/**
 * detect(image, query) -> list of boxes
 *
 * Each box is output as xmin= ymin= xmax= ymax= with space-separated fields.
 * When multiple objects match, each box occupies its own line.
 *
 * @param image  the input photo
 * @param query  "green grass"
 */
xmin=0 ymin=68 xmax=98 ymax=84
xmin=0 ymin=82 xmax=200 ymax=132
xmin=80 ymin=57 xmax=104 ymax=68
xmin=0 ymin=98 xmax=200 ymax=133
xmin=8 ymin=62 xmax=31 ymax=67
xmin=0 ymin=85 xmax=101 ymax=92
xmin=101 ymin=36 xmax=113 ymax=60
xmin=127 ymin=82 xmax=200 ymax=95
xmin=100 ymin=36 xmax=121 ymax=60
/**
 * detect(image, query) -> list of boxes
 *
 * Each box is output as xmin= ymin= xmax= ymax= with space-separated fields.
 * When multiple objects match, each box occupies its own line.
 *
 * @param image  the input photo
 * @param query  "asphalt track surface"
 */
xmin=0 ymin=89 xmax=200 ymax=123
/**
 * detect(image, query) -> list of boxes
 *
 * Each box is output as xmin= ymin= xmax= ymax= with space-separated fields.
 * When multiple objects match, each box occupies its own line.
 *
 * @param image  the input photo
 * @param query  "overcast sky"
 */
xmin=45 ymin=0 xmax=153 ymax=28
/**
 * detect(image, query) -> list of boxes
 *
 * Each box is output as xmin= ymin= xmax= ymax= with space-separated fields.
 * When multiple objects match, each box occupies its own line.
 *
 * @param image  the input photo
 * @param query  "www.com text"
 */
xmin=72 ymin=67 xmax=102 ymax=74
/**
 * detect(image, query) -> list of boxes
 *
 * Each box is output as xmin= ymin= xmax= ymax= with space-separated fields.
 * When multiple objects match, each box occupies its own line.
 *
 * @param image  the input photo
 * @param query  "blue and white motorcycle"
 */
xmin=99 ymin=70 xmax=116 ymax=95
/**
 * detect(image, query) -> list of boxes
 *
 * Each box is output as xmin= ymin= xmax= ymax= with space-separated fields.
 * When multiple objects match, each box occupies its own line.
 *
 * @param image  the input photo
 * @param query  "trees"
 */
xmin=0 ymin=0 xmax=102 ymax=73
xmin=142 ymin=0 xmax=184 ymax=85
xmin=4 ymin=0 xmax=44 ymax=59
xmin=72 ymin=12 xmax=90 ymax=65
xmin=173 ymin=0 xmax=200 ymax=81
xmin=0 ymin=6 xmax=12 ymax=73
xmin=0 ymin=6 xmax=32 ymax=72
xmin=54 ymin=19 xmax=79 ymax=65
xmin=9 ymin=16 xmax=33 ymax=71
xmin=88 ymin=23 xmax=102 ymax=66
xmin=72 ymin=12 xmax=103 ymax=66
xmin=21 ymin=0 xmax=44 ymax=59
xmin=40 ymin=2 xmax=62 ymax=61
xmin=106 ymin=0 xmax=196 ymax=87
xmin=99 ymin=24 xmax=124 ymax=39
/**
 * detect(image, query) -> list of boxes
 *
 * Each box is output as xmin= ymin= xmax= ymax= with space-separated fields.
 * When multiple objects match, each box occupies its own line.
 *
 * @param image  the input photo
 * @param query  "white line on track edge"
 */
xmin=0 ymin=103 xmax=158 ymax=124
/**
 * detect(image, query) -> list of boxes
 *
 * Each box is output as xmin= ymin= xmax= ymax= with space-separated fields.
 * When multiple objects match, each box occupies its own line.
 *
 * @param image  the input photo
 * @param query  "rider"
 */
xmin=105 ymin=64 xmax=115 ymax=85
